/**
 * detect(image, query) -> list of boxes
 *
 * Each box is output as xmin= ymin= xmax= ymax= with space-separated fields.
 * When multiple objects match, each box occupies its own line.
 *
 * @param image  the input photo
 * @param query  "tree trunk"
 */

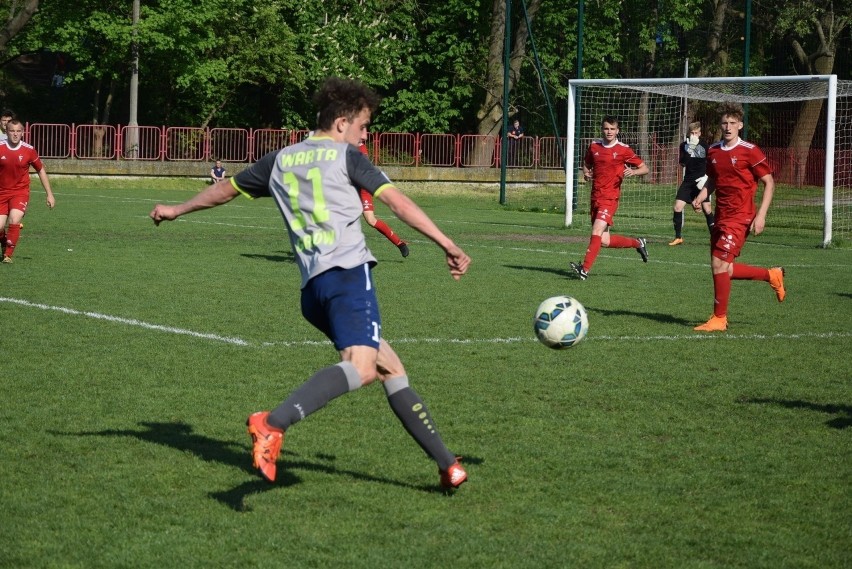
xmin=91 ymin=78 xmax=116 ymax=158
xmin=696 ymin=0 xmax=730 ymax=77
xmin=201 ymin=94 xmax=231 ymax=130
xmin=781 ymin=13 xmax=846 ymax=186
xmin=0 ymin=0 xmax=40 ymax=54
xmin=472 ymin=0 xmax=541 ymax=166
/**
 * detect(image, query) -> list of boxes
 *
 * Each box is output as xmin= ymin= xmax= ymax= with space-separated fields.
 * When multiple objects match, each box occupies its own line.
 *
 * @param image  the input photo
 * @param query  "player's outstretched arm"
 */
xmin=150 ymin=180 xmax=239 ymax=225
xmin=377 ymin=186 xmax=470 ymax=280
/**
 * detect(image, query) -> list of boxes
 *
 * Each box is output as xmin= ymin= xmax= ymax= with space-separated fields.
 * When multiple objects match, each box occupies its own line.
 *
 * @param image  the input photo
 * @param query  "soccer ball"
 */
xmin=533 ymin=295 xmax=589 ymax=349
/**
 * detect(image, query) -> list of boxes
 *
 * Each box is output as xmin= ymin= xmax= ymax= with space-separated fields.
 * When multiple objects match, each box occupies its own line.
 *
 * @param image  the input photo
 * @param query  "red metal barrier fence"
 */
xmin=20 ymin=122 xmax=842 ymax=185
xmin=20 ymin=123 xmax=569 ymax=170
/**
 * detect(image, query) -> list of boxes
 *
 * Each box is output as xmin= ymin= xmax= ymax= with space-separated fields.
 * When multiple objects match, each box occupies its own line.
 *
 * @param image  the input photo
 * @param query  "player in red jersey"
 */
xmin=0 ymin=120 xmax=56 ymax=263
xmin=692 ymin=103 xmax=785 ymax=332
xmin=570 ymin=116 xmax=650 ymax=280
xmin=358 ymin=139 xmax=409 ymax=257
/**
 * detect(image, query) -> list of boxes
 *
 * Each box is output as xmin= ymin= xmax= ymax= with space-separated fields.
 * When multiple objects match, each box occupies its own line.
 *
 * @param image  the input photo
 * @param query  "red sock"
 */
xmin=5 ymin=223 xmax=21 ymax=257
xmin=373 ymin=219 xmax=402 ymax=246
xmin=582 ymin=234 xmax=603 ymax=271
xmin=731 ymin=263 xmax=769 ymax=281
xmin=712 ymin=272 xmax=732 ymax=317
xmin=607 ymin=234 xmax=637 ymax=248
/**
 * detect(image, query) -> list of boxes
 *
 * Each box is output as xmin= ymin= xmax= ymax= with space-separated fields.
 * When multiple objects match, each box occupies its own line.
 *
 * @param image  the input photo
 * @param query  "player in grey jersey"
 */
xmin=150 ymin=77 xmax=471 ymax=489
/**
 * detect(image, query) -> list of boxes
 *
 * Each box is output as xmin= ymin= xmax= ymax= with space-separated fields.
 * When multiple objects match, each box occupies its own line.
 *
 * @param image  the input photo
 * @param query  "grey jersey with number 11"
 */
xmin=231 ymin=136 xmax=394 ymax=288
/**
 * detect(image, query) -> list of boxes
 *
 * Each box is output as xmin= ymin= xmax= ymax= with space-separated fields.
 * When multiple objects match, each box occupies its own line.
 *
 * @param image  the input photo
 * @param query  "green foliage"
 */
xmin=8 ymin=0 xmax=304 ymax=126
xmin=372 ymin=0 xmax=489 ymax=132
xmin=759 ymin=1 xmax=851 ymax=73
xmin=1 ymin=177 xmax=850 ymax=568
xmin=1 ymin=0 xmax=849 ymax=133
xmin=378 ymin=88 xmax=468 ymax=133
xmin=286 ymin=0 xmax=418 ymax=87
xmin=12 ymin=0 xmax=133 ymax=82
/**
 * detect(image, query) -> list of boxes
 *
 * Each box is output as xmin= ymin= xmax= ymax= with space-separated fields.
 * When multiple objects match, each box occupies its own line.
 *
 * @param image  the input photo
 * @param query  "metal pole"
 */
xmin=823 ymin=75 xmax=837 ymax=247
xmin=742 ymin=0 xmax=751 ymax=137
xmin=571 ymin=0 xmax=584 ymax=218
xmin=499 ymin=0 xmax=511 ymax=205
xmin=127 ymin=0 xmax=140 ymax=157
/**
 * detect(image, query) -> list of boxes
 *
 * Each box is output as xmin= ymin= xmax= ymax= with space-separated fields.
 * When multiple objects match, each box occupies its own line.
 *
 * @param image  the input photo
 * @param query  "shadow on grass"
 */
xmin=744 ymin=398 xmax=852 ymax=429
xmin=53 ymin=421 xmax=481 ymax=512
xmin=504 ymin=263 xmax=573 ymax=279
xmin=506 ymin=263 xmax=694 ymax=325
xmin=241 ymin=250 xmax=295 ymax=263
xmin=504 ymin=263 xmax=655 ymax=284
xmin=587 ymin=306 xmax=693 ymax=326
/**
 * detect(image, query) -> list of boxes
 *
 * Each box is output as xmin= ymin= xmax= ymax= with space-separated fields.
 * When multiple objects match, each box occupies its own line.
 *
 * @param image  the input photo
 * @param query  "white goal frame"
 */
xmin=566 ymin=75 xmax=848 ymax=246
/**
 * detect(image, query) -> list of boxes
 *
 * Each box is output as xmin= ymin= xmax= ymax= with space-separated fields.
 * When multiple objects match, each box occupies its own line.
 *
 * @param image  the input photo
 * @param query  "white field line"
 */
xmin=0 ymin=297 xmax=249 ymax=346
xmin=261 ymin=331 xmax=852 ymax=347
xmin=2 ymin=297 xmax=850 ymax=348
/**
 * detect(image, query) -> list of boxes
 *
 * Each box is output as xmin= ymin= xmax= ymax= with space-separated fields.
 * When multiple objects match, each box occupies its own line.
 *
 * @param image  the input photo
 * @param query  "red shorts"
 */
xmin=710 ymin=221 xmax=749 ymax=262
xmin=359 ymin=189 xmax=374 ymax=212
xmin=0 ymin=190 xmax=29 ymax=215
xmin=589 ymin=199 xmax=619 ymax=227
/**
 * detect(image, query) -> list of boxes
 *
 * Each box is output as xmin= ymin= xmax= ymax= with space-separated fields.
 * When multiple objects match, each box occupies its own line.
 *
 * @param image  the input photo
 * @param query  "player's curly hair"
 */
xmin=719 ymin=102 xmax=744 ymax=121
xmin=314 ymin=77 xmax=381 ymax=131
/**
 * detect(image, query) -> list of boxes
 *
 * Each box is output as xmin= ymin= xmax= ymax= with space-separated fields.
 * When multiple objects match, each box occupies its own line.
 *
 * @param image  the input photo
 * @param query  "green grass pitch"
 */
xmin=1 ymin=176 xmax=850 ymax=568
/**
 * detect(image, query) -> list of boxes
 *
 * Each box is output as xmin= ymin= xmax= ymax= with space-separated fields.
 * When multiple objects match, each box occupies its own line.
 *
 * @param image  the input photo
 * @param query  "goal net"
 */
xmin=566 ymin=75 xmax=852 ymax=247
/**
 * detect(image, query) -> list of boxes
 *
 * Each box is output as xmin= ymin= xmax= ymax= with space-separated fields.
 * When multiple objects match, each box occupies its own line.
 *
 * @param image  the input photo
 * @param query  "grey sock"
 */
xmin=267 ymin=361 xmax=361 ymax=430
xmin=384 ymin=376 xmax=456 ymax=470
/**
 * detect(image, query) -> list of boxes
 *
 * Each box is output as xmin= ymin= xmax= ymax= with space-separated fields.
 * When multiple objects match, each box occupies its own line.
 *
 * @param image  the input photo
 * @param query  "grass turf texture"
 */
xmin=1 ymin=176 xmax=850 ymax=568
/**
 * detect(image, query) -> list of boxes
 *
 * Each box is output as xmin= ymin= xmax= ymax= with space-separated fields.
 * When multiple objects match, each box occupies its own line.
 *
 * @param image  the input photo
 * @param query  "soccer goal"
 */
xmin=566 ymin=75 xmax=852 ymax=247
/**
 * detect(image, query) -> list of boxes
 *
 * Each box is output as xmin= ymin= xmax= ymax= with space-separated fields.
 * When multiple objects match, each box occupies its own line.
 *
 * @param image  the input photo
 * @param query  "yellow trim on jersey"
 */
xmin=372 ymin=183 xmax=395 ymax=200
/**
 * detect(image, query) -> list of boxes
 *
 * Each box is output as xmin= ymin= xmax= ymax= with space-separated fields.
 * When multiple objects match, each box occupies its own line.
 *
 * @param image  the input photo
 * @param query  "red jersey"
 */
xmin=357 ymin=142 xmax=374 ymax=208
xmin=584 ymin=139 xmax=644 ymax=201
xmin=706 ymin=138 xmax=772 ymax=225
xmin=0 ymin=140 xmax=44 ymax=192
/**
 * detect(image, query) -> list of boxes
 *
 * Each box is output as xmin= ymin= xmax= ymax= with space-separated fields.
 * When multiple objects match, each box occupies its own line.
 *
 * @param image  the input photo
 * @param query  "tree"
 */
xmin=0 ymin=0 xmax=40 ymax=55
xmin=763 ymin=0 xmax=851 ymax=184
xmin=376 ymin=0 xmax=489 ymax=133
xmin=475 ymin=0 xmax=541 ymax=139
xmin=6 ymin=0 xmax=304 ymax=127
xmin=6 ymin=0 xmax=133 ymax=124
xmin=2 ymin=0 xmax=847 ymax=143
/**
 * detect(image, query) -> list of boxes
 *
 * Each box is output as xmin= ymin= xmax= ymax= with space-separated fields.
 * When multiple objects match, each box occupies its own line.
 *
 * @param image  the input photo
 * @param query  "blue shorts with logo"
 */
xmin=301 ymin=263 xmax=381 ymax=351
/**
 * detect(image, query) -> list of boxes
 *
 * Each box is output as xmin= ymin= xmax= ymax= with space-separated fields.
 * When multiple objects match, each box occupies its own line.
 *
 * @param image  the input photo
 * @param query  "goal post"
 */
xmin=565 ymin=75 xmax=852 ymax=247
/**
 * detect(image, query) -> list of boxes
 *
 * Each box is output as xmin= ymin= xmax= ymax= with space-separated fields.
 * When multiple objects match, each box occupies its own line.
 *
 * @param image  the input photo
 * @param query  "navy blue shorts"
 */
xmin=301 ymin=263 xmax=382 ymax=351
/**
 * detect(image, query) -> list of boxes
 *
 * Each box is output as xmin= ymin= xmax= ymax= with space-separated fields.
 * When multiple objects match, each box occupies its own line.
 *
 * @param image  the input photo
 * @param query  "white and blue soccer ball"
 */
xmin=533 ymin=295 xmax=589 ymax=349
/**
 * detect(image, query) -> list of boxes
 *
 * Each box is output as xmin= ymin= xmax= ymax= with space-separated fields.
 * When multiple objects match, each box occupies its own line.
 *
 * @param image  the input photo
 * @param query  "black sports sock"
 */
xmin=673 ymin=211 xmax=684 ymax=238
xmin=705 ymin=212 xmax=715 ymax=229
xmin=267 ymin=362 xmax=361 ymax=430
xmin=384 ymin=376 xmax=456 ymax=470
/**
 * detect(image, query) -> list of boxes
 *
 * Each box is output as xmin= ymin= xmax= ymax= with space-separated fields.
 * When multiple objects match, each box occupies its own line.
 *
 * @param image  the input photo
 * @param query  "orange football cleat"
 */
xmin=694 ymin=315 xmax=728 ymax=332
xmin=768 ymin=267 xmax=786 ymax=302
xmin=246 ymin=411 xmax=284 ymax=482
xmin=439 ymin=460 xmax=468 ymax=489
